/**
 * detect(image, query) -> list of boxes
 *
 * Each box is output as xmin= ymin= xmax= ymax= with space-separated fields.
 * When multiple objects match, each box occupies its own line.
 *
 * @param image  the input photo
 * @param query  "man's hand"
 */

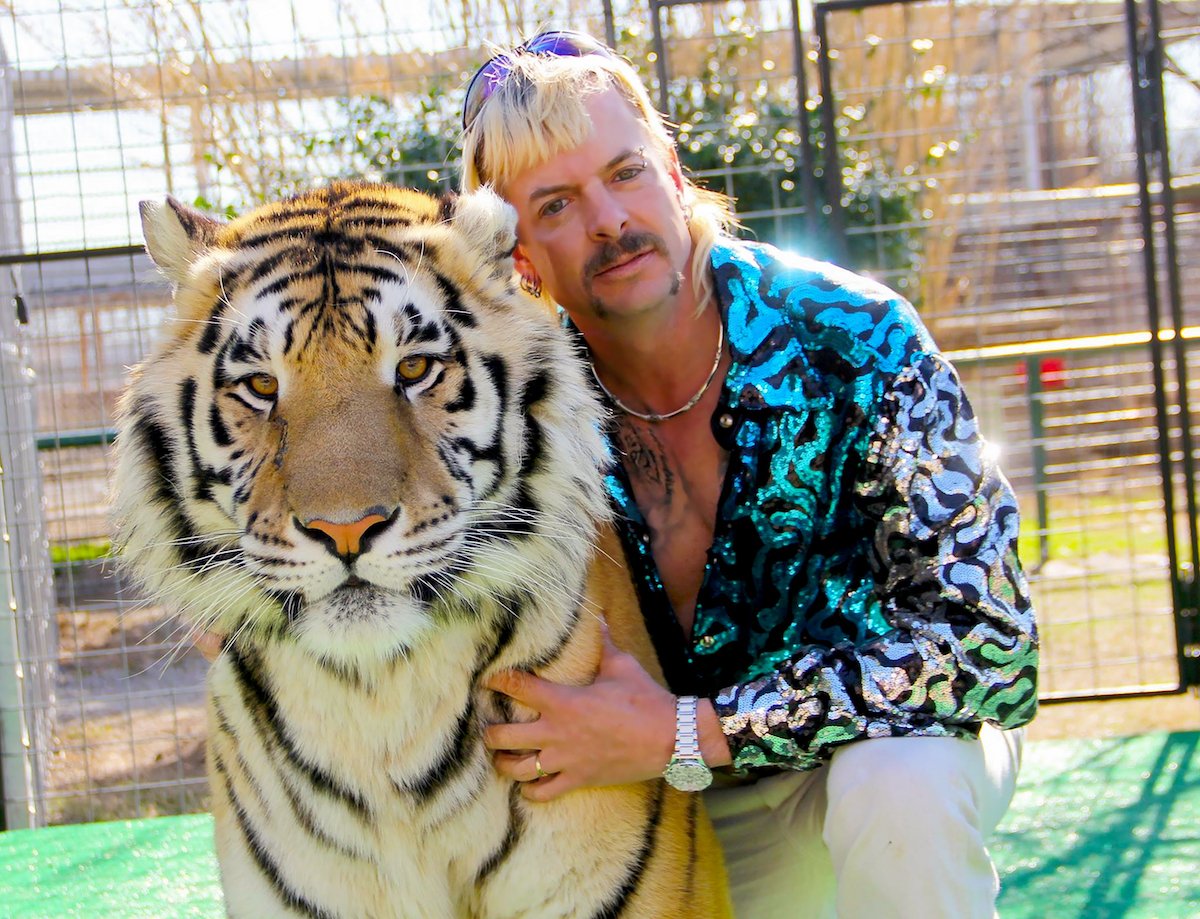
xmin=484 ymin=627 xmax=733 ymax=801
xmin=195 ymin=631 xmax=223 ymax=662
xmin=484 ymin=627 xmax=676 ymax=801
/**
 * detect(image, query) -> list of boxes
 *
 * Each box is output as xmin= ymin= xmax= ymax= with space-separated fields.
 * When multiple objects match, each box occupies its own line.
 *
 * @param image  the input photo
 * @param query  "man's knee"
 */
xmin=820 ymin=734 xmax=1003 ymax=918
xmin=827 ymin=734 xmax=987 ymax=827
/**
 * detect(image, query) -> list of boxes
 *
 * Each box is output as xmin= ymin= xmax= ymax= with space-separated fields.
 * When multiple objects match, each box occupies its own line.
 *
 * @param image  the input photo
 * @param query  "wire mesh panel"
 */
xmin=0 ymin=0 xmax=623 ymax=828
xmin=19 ymin=250 xmax=204 ymax=827
xmin=1 ymin=0 xmax=672 ymax=829
xmin=1 ymin=32 xmax=58 ymax=831
xmin=645 ymin=0 xmax=827 ymax=252
xmin=1 ymin=0 xmax=1198 ymax=827
xmin=812 ymin=0 xmax=1200 ymax=699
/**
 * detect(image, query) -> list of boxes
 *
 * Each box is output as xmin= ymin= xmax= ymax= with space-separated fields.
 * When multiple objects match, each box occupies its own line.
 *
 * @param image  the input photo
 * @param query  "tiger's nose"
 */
xmin=299 ymin=510 xmax=394 ymax=558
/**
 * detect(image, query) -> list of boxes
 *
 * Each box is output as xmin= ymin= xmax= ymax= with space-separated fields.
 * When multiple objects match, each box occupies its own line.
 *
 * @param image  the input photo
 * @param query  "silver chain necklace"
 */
xmin=589 ymin=322 xmax=725 ymax=423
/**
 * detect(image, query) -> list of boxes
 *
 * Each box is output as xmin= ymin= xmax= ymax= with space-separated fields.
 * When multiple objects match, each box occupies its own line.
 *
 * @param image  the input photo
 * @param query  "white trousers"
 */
xmin=703 ymin=726 xmax=1023 ymax=919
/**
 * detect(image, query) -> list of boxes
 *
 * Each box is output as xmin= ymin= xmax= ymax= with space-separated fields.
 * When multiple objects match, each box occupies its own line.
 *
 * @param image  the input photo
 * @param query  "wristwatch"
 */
xmin=662 ymin=695 xmax=713 ymax=791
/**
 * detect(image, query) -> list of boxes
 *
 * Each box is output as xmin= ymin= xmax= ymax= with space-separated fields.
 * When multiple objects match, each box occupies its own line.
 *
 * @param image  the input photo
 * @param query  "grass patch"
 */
xmin=45 ymin=784 xmax=211 ymax=826
xmin=1013 ymin=487 xmax=1184 ymax=694
xmin=50 ymin=539 xmax=114 ymax=565
xmin=1016 ymin=487 xmax=1173 ymax=566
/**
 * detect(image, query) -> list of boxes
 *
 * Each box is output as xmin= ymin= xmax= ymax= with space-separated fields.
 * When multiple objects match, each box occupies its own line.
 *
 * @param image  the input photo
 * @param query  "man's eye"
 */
xmin=243 ymin=373 xmax=278 ymax=399
xmin=539 ymin=198 xmax=568 ymax=219
xmin=614 ymin=165 xmax=644 ymax=182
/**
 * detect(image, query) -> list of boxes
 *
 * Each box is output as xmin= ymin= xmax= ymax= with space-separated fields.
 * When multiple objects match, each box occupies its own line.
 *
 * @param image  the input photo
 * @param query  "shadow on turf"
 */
xmin=995 ymin=731 xmax=1199 ymax=918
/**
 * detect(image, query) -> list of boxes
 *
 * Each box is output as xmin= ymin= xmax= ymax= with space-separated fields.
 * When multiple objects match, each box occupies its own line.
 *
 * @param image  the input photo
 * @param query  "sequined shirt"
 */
xmin=603 ymin=238 xmax=1039 ymax=773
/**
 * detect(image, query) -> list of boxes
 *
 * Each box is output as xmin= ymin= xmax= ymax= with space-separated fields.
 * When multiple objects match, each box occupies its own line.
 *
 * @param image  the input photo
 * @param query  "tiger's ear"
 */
xmin=447 ymin=187 xmax=518 ymax=265
xmin=139 ymin=196 xmax=223 ymax=286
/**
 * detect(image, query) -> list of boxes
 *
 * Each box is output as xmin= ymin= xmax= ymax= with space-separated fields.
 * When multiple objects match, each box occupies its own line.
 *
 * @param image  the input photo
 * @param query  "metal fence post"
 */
xmin=0 ymin=30 xmax=16 ymax=834
xmin=1024 ymin=357 xmax=1050 ymax=570
xmin=813 ymin=3 xmax=851 ymax=266
xmin=601 ymin=0 xmax=616 ymax=48
xmin=0 ymin=33 xmax=56 ymax=831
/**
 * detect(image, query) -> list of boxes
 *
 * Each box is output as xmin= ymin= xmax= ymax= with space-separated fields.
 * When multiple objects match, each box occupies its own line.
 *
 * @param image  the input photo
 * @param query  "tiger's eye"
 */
xmin=247 ymin=374 xmax=278 ymax=398
xmin=397 ymin=356 xmax=431 ymax=383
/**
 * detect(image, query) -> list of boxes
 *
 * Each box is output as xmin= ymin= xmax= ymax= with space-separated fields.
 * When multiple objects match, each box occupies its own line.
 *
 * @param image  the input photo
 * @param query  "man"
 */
xmin=459 ymin=31 xmax=1038 ymax=919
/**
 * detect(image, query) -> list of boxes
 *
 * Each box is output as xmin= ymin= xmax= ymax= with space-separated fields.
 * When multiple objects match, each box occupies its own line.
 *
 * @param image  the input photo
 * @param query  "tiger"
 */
xmin=112 ymin=181 xmax=732 ymax=918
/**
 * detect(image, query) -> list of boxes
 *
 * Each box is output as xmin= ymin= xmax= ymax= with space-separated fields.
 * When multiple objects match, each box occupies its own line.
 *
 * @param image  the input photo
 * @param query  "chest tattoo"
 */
xmin=615 ymin=422 xmax=675 ymax=506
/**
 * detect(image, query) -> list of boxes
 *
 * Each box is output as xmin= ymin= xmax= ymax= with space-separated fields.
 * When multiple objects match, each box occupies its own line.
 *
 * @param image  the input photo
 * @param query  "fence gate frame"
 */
xmin=647 ymin=0 xmax=827 ymax=247
xmin=809 ymin=0 xmax=1200 ymax=701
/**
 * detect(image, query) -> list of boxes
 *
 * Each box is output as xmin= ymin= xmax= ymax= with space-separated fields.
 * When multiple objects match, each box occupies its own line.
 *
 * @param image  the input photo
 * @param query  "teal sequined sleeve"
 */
xmin=713 ymin=348 xmax=1039 ymax=772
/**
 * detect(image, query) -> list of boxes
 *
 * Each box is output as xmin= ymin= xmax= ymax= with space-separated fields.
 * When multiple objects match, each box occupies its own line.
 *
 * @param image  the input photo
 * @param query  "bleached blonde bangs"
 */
xmin=462 ymin=56 xmax=621 ymax=195
xmin=460 ymin=51 xmax=737 ymax=312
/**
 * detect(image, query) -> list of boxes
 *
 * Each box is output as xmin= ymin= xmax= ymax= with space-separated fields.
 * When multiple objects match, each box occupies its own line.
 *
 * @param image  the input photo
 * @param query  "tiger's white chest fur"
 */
xmin=206 ymin=605 xmax=649 ymax=919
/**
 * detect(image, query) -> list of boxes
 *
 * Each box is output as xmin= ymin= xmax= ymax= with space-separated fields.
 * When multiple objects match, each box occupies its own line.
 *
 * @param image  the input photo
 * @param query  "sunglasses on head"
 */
xmin=462 ymin=30 xmax=616 ymax=130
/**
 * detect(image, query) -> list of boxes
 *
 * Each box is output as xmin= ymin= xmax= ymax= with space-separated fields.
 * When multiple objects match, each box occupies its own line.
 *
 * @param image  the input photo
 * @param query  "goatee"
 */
xmin=583 ymin=231 xmax=673 ymax=318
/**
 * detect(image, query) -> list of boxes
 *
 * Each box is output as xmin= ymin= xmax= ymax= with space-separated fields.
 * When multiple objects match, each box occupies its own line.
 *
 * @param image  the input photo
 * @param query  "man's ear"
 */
xmin=513 ymin=243 xmax=542 ymax=290
xmin=665 ymin=144 xmax=686 ymax=196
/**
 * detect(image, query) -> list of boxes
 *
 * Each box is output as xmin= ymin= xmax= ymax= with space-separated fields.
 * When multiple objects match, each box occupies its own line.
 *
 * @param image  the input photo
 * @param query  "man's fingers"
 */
xmin=194 ymin=631 xmax=223 ymax=663
xmin=596 ymin=621 xmax=639 ymax=677
xmin=484 ymin=721 xmax=543 ymax=753
xmin=492 ymin=750 xmax=537 ymax=781
xmin=597 ymin=617 xmax=615 ymax=647
xmin=485 ymin=669 xmax=560 ymax=708
xmin=499 ymin=751 xmax=558 ymax=781
xmin=493 ymin=749 xmax=567 ymax=790
xmin=522 ymin=772 xmax=574 ymax=802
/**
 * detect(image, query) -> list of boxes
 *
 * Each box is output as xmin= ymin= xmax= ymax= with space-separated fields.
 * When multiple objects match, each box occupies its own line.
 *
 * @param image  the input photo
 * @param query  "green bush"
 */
xmin=49 ymin=540 xmax=113 ymax=565
xmin=639 ymin=29 xmax=922 ymax=289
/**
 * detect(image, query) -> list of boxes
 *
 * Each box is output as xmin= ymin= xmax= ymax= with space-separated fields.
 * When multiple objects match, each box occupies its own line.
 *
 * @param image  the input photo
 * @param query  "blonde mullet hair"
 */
xmin=460 ymin=51 xmax=737 ymax=313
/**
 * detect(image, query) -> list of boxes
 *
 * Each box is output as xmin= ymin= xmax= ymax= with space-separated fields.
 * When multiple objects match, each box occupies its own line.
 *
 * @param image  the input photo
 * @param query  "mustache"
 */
xmin=585 ymin=232 xmax=667 ymax=278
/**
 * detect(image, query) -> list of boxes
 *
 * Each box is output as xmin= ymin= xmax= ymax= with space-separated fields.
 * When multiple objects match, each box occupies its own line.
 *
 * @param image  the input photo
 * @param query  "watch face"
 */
xmin=664 ymin=759 xmax=713 ymax=792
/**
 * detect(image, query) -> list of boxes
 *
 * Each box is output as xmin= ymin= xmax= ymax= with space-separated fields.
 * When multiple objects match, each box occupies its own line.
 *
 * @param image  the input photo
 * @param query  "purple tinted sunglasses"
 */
xmin=462 ymin=30 xmax=615 ymax=130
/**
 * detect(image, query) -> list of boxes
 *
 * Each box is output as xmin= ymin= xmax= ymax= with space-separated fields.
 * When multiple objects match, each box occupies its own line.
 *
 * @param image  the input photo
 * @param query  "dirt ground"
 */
xmin=1028 ymin=692 xmax=1200 ymax=741
xmin=47 ymin=606 xmax=209 ymax=824
xmin=41 ymin=603 xmax=1200 ymax=826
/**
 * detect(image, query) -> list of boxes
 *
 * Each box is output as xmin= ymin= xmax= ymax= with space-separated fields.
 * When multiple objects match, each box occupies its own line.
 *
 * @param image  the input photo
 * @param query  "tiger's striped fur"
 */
xmin=114 ymin=182 xmax=731 ymax=918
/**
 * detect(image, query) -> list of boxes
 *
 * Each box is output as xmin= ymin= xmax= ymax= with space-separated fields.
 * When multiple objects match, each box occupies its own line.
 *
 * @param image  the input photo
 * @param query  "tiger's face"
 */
xmin=114 ymin=184 xmax=607 ymax=670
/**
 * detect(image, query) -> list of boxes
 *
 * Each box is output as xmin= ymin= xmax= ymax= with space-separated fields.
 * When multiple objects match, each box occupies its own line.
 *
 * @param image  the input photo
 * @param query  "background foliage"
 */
xmin=198 ymin=25 xmax=927 ymax=291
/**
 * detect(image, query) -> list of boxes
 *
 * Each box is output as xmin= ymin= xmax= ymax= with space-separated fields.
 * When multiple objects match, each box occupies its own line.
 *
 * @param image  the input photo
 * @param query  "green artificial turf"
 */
xmin=0 ymin=812 xmax=220 ymax=917
xmin=992 ymin=730 xmax=1199 ymax=919
xmin=1 ymin=730 xmax=1196 ymax=917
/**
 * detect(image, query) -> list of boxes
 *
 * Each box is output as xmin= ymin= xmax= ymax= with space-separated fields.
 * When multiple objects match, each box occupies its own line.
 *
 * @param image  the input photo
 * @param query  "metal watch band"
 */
xmin=663 ymin=695 xmax=713 ymax=791
xmin=674 ymin=695 xmax=701 ymax=758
